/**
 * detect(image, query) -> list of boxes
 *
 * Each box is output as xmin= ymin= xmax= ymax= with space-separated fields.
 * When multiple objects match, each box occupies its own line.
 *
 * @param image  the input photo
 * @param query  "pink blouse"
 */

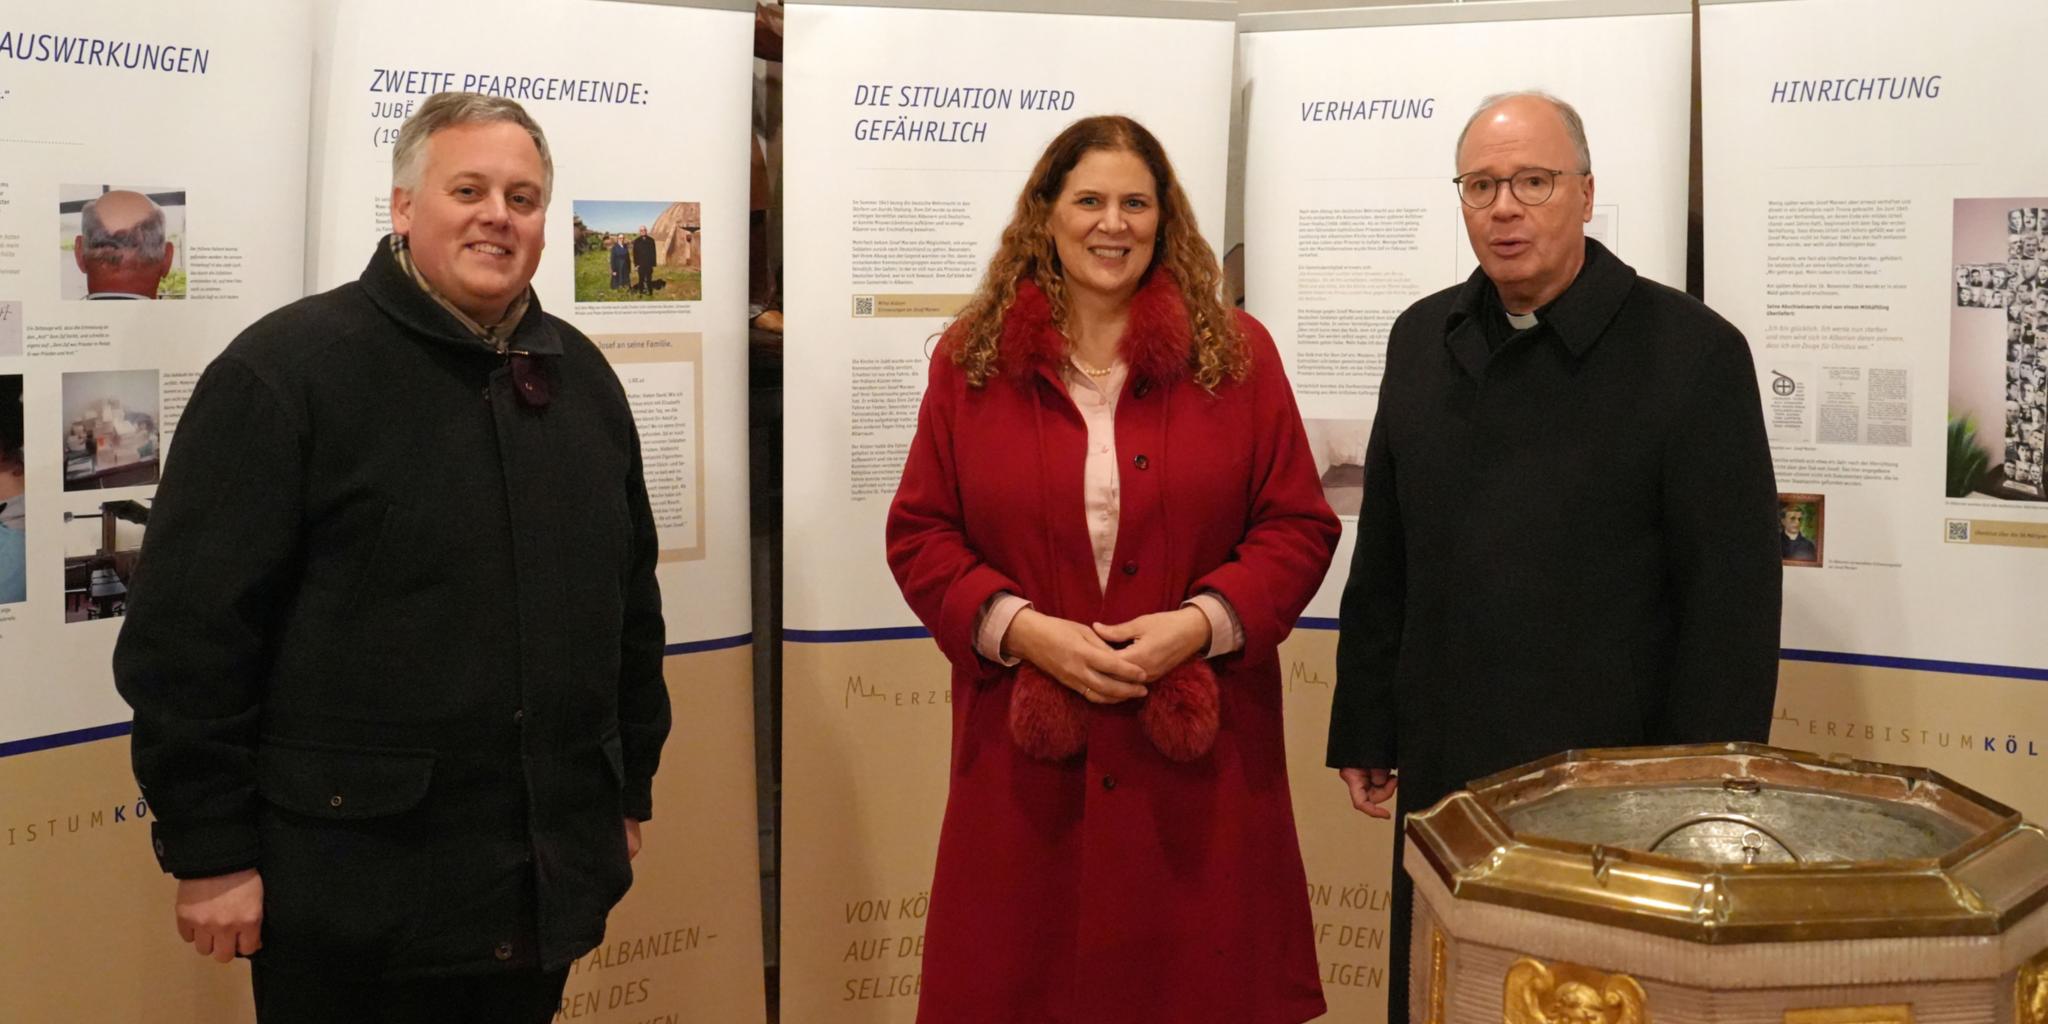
xmin=974 ymin=358 xmax=1244 ymax=665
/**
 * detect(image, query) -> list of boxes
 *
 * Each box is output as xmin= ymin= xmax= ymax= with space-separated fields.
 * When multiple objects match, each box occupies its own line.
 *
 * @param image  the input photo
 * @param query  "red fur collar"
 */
xmin=998 ymin=270 xmax=1193 ymax=382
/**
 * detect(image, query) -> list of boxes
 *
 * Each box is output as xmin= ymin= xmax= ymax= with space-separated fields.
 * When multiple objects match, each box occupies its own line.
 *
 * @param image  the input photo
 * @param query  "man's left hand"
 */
xmin=625 ymin=818 xmax=643 ymax=861
xmin=1093 ymin=607 xmax=1212 ymax=682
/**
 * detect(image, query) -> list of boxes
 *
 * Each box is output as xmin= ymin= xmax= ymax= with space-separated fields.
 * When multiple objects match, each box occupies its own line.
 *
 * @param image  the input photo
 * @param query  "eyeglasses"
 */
xmin=1451 ymin=167 xmax=1589 ymax=210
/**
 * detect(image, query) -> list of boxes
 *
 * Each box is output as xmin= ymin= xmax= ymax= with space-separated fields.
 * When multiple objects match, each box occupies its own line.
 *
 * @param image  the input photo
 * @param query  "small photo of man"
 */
xmin=59 ymin=185 xmax=187 ymax=300
xmin=1779 ymin=493 xmax=1823 ymax=567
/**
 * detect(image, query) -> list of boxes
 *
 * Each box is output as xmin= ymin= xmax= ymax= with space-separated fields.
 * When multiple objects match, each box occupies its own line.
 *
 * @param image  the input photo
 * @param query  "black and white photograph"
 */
xmin=1301 ymin=418 xmax=1370 ymax=517
xmin=1950 ymin=198 xmax=2048 ymax=500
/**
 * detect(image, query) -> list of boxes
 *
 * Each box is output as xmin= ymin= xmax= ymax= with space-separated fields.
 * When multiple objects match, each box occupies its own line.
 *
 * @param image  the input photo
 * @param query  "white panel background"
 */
xmin=781 ymin=0 xmax=1234 ymax=633
xmin=0 ymin=1 xmax=313 ymax=744
xmin=1240 ymin=9 xmax=1692 ymax=619
xmin=1704 ymin=0 xmax=2047 ymax=669
xmin=307 ymin=0 xmax=756 ymax=645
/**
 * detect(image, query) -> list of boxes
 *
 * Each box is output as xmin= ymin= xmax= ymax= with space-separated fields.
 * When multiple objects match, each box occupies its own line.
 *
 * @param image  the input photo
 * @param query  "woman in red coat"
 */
xmin=887 ymin=115 xmax=1339 ymax=1023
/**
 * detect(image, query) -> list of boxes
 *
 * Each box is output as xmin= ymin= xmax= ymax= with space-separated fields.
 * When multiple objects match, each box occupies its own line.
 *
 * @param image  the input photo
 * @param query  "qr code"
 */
xmin=852 ymin=295 xmax=876 ymax=317
xmin=1945 ymin=519 xmax=1972 ymax=543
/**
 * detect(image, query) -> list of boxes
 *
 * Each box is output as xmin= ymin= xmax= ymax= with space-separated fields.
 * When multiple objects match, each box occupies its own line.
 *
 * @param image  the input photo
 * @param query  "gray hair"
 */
xmin=391 ymin=91 xmax=554 ymax=203
xmin=78 ymin=194 xmax=167 ymax=266
xmin=1455 ymin=91 xmax=1592 ymax=173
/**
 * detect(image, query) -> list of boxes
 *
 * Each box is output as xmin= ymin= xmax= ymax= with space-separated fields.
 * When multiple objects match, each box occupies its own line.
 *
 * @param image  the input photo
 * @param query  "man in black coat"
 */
xmin=632 ymin=225 xmax=657 ymax=295
xmin=1326 ymin=91 xmax=1781 ymax=1022
xmin=1780 ymin=504 xmax=1819 ymax=561
xmin=114 ymin=92 xmax=671 ymax=1023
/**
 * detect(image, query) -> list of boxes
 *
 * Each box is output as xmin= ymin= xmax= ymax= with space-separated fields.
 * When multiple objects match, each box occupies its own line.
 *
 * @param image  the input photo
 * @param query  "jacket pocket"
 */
xmin=256 ymin=738 xmax=435 ymax=820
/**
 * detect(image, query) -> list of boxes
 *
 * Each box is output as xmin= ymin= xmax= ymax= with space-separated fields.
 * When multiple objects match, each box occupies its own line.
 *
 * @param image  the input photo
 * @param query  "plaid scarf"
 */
xmin=389 ymin=234 xmax=532 ymax=352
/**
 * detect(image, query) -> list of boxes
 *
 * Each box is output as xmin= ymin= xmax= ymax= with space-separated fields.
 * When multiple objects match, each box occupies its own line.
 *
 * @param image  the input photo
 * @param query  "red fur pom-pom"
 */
xmin=1140 ymin=659 xmax=1220 ymax=762
xmin=1009 ymin=663 xmax=1089 ymax=761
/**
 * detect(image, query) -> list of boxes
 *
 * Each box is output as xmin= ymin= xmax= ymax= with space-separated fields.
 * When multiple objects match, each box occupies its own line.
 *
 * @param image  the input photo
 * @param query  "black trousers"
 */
xmin=252 ymin=961 xmax=570 ymax=1024
xmin=635 ymin=265 xmax=654 ymax=293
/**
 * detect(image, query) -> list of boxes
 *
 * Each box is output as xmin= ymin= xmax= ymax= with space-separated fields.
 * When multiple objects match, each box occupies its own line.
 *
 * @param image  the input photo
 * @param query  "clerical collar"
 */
xmin=1505 ymin=310 xmax=1539 ymax=331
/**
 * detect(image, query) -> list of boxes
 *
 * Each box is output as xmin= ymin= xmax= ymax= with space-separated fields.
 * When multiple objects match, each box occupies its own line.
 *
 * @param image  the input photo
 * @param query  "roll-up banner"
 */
xmin=779 ymin=0 xmax=1232 ymax=1016
xmin=1239 ymin=1 xmax=1691 ymax=1013
xmin=0 ymin=2 xmax=314 ymax=1019
xmin=307 ymin=1 xmax=767 ymax=1019
xmin=1703 ymin=0 xmax=2048 ymax=819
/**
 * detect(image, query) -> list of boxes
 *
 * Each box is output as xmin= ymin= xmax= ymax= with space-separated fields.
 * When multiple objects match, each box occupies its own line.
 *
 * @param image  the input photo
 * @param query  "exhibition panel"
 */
xmin=0 ymin=4 xmax=314 ymax=1018
xmin=1703 ymin=0 xmax=2048 ymax=824
xmin=779 ymin=0 xmax=1232 ymax=1018
xmin=2 ymin=1 xmax=765 ymax=1020
xmin=1239 ymin=3 xmax=1692 ymax=1016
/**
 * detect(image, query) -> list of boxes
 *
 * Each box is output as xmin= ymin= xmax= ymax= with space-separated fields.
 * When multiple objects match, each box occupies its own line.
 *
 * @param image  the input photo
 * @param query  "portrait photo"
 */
xmin=1778 ymin=492 xmax=1824 ymax=567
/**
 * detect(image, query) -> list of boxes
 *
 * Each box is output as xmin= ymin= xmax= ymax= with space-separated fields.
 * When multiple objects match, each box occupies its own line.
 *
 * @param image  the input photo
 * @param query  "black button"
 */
xmin=1133 ymin=454 xmax=1149 ymax=470
xmin=1101 ymin=775 xmax=1117 ymax=790
xmin=1133 ymin=382 xmax=1151 ymax=398
xmin=513 ymin=708 xmax=525 ymax=725
xmin=1121 ymin=561 xmax=1138 ymax=576
xmin=494 ymin=942 xmax=515 ymax=961
xmin=152 ymin=838 xmax=165 ymax=857
xmin=328 ymin=795 xmax=344 ymax=808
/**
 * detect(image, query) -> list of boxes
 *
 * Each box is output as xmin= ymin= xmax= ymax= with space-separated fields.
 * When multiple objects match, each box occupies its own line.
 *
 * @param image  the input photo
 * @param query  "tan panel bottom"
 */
xmin=0 ymin=647 xmax=766 ymax=1023
xmin=1771 ymin=659 xmax=2048 ymax=823
xmin=1282 ymin=628 xmax=1399 ymax=1024
xmin=564 ymin=644 xmax=768 ymax=1023
xmin=779 ymin=638 xmax=952 ymax=1024
xmin=776 ymin=631 xmax=1402 ymax=1024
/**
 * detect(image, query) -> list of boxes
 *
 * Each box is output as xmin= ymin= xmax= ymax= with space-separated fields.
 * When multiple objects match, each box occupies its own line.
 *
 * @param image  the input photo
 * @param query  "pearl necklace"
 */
xmin=1071 ymin=357 xmax=1115 ymax=378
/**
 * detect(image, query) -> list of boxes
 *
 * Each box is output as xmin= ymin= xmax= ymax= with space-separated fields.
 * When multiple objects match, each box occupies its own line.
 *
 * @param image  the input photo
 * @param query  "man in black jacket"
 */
xmin=632 ymin=225 xmax=657 ymax=295
xmin=114 ymin=92 xmax=670 ymax=1022
xmin=1326 ymin=91 xmax=1781 ymax=1021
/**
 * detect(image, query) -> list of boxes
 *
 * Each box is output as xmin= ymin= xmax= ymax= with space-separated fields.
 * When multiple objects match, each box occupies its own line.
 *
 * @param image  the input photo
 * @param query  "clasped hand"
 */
xmin=1005 ymin=606 xmax=1211 ymax=704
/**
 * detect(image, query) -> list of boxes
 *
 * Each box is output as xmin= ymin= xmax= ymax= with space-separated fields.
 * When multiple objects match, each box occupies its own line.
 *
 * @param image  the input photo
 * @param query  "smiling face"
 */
xmin=1048 ymin=147 xmax=1160 ymax=309
xmin=1457 ymin=96 xmax=1595 ymax=313
xmin=390 ymin=120 xmax=547 ymax=325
